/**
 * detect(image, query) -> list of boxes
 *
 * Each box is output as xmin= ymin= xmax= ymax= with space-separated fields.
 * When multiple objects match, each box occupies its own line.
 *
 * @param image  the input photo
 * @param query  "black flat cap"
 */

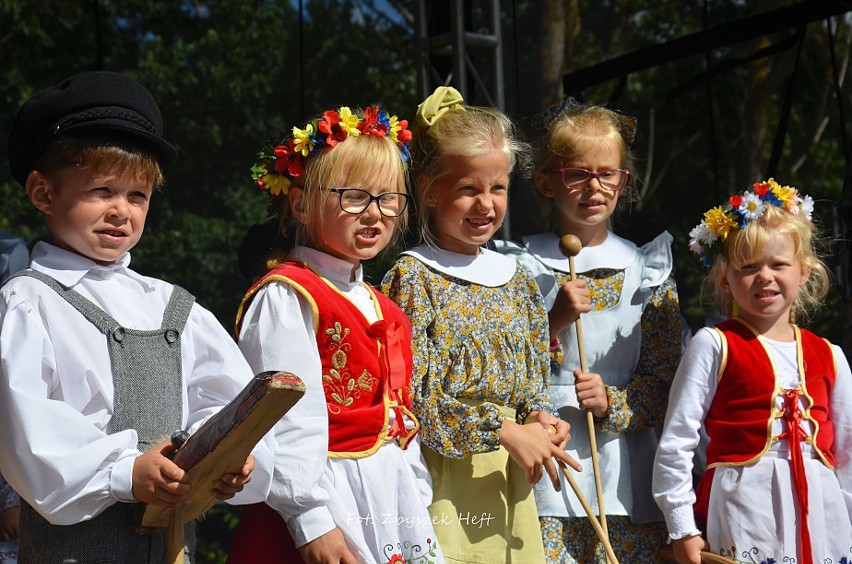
xmin=8 ymin=70 xmax=178 ymax=185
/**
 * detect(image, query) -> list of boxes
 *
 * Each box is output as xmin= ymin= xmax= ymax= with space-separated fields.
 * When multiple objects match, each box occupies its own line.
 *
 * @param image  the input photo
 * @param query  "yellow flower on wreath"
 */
xmin=338 ymin=107 xmax=362 ymax=136
xmin=389 ymin=114 xmax=406 ymax=144
xmin=703 ymin=206 xmax=737 ymax=241
xmin=768 ymin=178 xmax=798 ymax=208
xmin=260 ymin=173 xmax=292 ymax=197
xmin=292 ymin=124 xmax=315 ymax=156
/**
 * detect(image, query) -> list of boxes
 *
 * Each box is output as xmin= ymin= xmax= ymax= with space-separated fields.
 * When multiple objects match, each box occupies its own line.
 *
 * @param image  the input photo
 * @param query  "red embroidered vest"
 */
xmin=237 ymin=260 xmax=419 ymax=457
xmin=705 ymin=319 xmax=836 ymax=469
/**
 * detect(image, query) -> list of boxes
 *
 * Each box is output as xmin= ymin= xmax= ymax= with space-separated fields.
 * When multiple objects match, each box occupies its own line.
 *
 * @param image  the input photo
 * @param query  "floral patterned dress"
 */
xmin=382 ymin=246 xmax=553 ymax=564
xmin=495 ymin=231 xmax=683 ymax=564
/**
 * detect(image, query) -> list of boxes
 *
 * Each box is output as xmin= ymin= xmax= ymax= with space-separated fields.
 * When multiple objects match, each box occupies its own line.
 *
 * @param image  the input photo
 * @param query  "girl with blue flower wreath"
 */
xmin=382 ymin=87 xmax=581 ymax=564
xmin=228 ymin=106 xmax=443 ymax=564
xmin=653 ymin=180 xmax=852 ymax=564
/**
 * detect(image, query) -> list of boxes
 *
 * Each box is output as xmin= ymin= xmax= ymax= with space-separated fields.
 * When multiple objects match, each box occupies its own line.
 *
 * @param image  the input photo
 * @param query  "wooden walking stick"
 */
xmin=558 ymin=234 xmax=611 ymax=559
xmin=554 ymin=458 xmax=619 ymax=564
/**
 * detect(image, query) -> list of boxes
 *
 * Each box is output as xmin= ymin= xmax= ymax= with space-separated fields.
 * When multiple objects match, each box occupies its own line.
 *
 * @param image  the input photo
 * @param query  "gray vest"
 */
xmin=13 ymin=270 xmax=197 ymax=564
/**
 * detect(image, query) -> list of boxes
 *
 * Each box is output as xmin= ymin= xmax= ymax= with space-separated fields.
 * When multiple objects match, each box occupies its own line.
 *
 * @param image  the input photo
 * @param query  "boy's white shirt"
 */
xmin=0 ymin=241 xmax=273 ymax=525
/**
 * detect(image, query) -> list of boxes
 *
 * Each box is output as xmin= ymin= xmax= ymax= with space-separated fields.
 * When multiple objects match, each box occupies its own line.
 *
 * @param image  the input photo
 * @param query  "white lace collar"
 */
xmin=522 ymin=232 xmax=637 ymax=273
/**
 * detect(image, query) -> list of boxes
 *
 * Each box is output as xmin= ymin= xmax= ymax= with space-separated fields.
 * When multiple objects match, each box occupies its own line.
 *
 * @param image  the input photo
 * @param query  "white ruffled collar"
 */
xmin=402 ymin=244 xmax=517 ymax=287
xmin=522 ymin=232 xmax=637 ymax=273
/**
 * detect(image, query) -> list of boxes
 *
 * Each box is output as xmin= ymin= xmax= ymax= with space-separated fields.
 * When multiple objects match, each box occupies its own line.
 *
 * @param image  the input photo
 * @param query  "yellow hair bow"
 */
xmin=414 ymin=86 xmax=465 ymax=133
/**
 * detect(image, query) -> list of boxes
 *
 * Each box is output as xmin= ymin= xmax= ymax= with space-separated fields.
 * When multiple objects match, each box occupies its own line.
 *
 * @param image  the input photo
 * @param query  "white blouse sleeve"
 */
xmin=830 ymin=344 xmax=852 ymax=519
xmin=238 ymin=282 xmax=336 ymax=547
xmin=653 ymin=327 xmax=721 ymax=539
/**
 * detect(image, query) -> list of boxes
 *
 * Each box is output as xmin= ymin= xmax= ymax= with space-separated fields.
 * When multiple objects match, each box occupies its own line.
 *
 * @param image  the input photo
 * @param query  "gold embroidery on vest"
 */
xmin=323 ymin=322 xmax=377 ymax=413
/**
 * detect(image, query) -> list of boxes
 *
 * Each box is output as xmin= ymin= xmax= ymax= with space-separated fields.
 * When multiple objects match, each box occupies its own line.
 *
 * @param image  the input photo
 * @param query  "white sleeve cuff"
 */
xmin=110 ymin=449 xmax=140 ymax=502
xmin=285 ymin=505 xmax=337 ymax=548
xmin=666 ymin=503 xmax=701 ymax=540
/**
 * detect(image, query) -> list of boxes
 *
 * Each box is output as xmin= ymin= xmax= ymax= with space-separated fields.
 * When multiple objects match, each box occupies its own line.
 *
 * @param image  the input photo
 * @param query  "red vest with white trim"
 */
xmin=704 ymin=318 xmax=836 ymax=469
xmin=237 ymin=260 xmax=419 ymax=457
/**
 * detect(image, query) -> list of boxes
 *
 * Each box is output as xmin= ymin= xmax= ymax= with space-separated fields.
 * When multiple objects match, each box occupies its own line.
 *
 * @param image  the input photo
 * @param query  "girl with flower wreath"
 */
xmin=381 ymin=86 xmax=581 ymax=564
xmin=227 ymin=106 xmax=443 ymax=564
xmin=492 ymin=99 xmax=684 ymax=563
xmin=653 ymin=179 xmax=852 ymax=564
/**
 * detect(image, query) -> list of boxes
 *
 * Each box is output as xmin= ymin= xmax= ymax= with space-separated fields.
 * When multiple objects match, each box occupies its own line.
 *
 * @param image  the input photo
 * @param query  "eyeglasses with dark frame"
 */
xmin=544 ymin=167 xmax=631 ymax=192
xmin=328 ymin=188 xmax=410 ymax=218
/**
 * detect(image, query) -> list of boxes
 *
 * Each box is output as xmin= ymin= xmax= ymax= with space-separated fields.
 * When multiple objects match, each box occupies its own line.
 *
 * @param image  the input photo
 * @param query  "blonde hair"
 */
xmin=34 ymin=135 xmax=164 ymax=190
xmin=269 ymin=130 xmax=409 ymax=266
xmin=411 ymin=105 xmax=527 ymax=246
xmin=536 ymin=104 xmax=635 ymax=185
xmin=703 ymin=204 xmax=830 ymax=325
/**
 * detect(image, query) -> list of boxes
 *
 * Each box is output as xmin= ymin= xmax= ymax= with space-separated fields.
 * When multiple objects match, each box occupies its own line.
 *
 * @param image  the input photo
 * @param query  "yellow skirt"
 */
xmin=423 ymin=402 xmax=546 ymax=564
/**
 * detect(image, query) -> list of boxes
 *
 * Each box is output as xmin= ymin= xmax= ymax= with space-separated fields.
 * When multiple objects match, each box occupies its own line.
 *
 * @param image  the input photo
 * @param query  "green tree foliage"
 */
xmin=1 ymin=0 xmax=420 ymax=323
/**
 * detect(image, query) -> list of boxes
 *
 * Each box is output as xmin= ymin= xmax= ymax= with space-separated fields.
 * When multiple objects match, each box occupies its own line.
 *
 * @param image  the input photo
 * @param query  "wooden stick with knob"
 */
xmin=558 ymin=234 xmax=611 ymax=559
xmin=549 ymin=425 xmax=619 ymax=563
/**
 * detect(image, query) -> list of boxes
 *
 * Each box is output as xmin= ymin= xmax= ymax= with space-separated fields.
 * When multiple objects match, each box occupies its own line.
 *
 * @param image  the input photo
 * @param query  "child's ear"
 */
xmin=25 ymin=171 xmax=54 ymax=215
xmin=535 ymin=171 xmax=554 ymax=198
xmin=800 ymin=264 xmax=812 ymax=286
xmin=289 ymin=187 xmax=308 ymax=224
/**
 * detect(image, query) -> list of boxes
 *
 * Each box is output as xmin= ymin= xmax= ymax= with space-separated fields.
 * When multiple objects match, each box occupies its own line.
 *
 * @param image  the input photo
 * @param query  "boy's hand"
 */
xmin=132 ymin=439 xmax=191 ymax=507
xmin=0 ymin=506 xmax=19 ymax=541
xmin=574 ymin=370 xmax=608 ymax=419
xmin=526 ymin=410 xmax=571 ymax=449
xmin=212 ymin=455 xmax=255 ymax=501
xmin=298 ymin=527 xmax=359 ymax=564
xmin=672 ymin=534 xmax=708 ymax=564
xmin=548 ymin=279 xmax=590 ymax=337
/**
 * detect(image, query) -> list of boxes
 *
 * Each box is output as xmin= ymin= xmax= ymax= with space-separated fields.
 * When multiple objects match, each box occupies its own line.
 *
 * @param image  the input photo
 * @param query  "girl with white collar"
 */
xmin=495 ymin=99 xmax=684 ymax=563
xmin=382 ymin=87 xmax=581 ymax=564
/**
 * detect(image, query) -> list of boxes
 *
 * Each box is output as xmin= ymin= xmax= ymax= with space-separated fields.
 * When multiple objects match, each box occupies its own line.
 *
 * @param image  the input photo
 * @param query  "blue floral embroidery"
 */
xmin=719 ymin=545 xmax=852 ymax=563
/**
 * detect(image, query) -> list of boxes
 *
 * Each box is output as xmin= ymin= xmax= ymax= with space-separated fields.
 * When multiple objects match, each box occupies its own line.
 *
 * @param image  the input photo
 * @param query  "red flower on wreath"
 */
xmin=753 ymin=181 xmax=771 ymax=196
xmin=319 ymin=110 xmax=348 ymax=147
xmin=729 ymin=194 xmax=742 ymax=208
xmin=358 ymin=106 xmax=390 ymax=138
xmin=273 ymin=140 xmax=304 ymax=178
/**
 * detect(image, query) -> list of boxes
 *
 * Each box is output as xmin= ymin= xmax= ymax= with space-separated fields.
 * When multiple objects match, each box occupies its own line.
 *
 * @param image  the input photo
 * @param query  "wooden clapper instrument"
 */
xmin=141 ymin=370 xmax=305 ymax=563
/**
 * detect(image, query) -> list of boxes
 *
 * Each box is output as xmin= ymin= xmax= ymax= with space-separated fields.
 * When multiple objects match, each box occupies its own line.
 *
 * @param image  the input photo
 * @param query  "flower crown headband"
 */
xmin=251 ymin=106 xmax=412 ymax=197
xmin=689 ymin=178 xmax=814 ymax=265
xmin=531 ymin=97 xmax=638 ymax=144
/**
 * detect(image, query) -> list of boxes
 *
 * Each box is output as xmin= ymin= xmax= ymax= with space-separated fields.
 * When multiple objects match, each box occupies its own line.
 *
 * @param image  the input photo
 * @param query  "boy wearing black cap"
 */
xmin=0 ymin=71 xmax=272 ymax=562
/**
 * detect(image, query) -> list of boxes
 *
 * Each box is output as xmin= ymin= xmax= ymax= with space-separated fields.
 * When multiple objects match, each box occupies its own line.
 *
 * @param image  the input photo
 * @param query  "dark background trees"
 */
xmin=2 ymin=1 xmax=850 ymax=559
